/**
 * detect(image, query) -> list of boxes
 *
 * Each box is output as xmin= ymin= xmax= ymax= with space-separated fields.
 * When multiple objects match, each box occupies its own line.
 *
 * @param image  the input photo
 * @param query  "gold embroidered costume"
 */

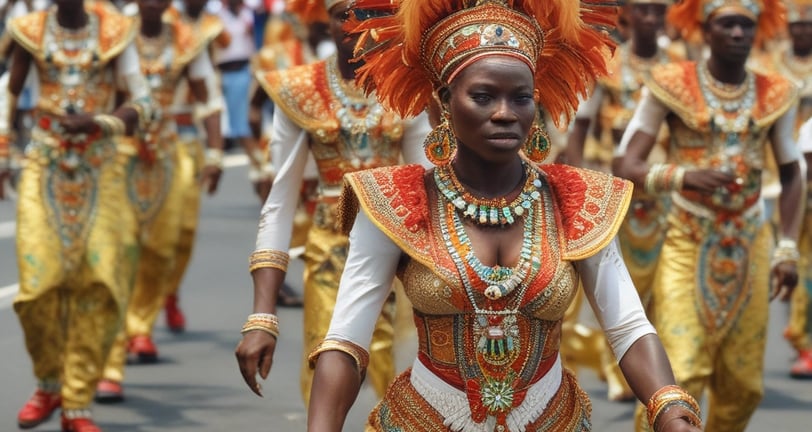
xmin=7 ymin=1 xmax=150 ymax=410
xmin=334 ymin=163 xmax=632 ymax=431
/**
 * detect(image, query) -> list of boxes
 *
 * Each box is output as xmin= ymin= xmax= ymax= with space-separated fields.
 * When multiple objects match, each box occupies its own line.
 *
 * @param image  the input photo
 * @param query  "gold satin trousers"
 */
xmin=104 ymin=143 xmax=186 ymax=382
xmin=14 ymin=147 xmax=137 ymax=409
xmin=786 ymin=208 xmax=812 ymax=352
xmin=635 ymin=210 xmax=771 ymax=432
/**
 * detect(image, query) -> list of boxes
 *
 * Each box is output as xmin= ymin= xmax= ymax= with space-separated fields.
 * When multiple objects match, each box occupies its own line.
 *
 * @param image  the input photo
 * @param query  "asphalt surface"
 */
xmin=0 ymin=155 xmax=809 ymax=431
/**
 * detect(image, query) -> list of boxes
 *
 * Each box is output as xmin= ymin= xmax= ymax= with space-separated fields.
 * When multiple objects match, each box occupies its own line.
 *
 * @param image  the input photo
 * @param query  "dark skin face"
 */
xmin=138 ymin=0 xmax=171 ymax=29
xmin=328 ymin=1 xmax=361 ymax=79
xmin=184 ymin=0 xmax=208 ymax=18
xmin=789 ymin=21 xmax=812 ymax=57
xmin=629 ymin=3 xmax=667 ymax=42
xmin=443 ymin=56 xmax=536 ymax=194
xmin=703 ymin=12 xmax=756 ymax=67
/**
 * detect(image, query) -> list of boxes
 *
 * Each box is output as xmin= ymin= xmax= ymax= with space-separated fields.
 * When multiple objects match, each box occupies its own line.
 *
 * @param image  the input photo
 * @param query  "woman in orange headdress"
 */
xmin=293 ymin=1 xmax=703 ymax=431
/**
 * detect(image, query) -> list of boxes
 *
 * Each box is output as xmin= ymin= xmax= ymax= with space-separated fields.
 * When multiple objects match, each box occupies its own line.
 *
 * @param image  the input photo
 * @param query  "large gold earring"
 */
xmin=423 ymin=110 xmax=456 ymax=166
xmin=523 ymin=113 xmax=550 ymax=163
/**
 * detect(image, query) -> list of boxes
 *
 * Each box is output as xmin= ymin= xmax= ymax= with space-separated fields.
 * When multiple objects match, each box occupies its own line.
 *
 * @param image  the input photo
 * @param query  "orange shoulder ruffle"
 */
xmin=256 ymin=60 xmax=337 ymax=132
xmin=540 ymin=164 xmax=633 ymax=260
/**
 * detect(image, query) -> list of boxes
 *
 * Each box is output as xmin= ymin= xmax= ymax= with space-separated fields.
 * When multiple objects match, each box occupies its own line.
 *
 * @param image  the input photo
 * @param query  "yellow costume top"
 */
xmin=257 ymin=57 xmax=405 ymax=192
xmin=646 ymin=61 xmax=797 ymax=214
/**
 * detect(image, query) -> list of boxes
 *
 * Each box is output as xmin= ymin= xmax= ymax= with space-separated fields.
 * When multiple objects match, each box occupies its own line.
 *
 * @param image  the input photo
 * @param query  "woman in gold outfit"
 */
xmin=0 ymin=0 xmax=154 ymax=430
xmin=234 ymin=0 xmax=432 ymax=405
xmin=616 ymin=0 xmax=804 ymax=430
xmin=240 ymin=1 xmax=702 ymax=431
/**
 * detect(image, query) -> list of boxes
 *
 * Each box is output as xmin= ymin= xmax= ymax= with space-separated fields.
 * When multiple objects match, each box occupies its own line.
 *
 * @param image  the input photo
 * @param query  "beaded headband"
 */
xmin=703 ymin=0 xmax=761 ymax=20
xmin=786 ymin=1 xmax=812 ymax=22
xmin=627 ymin=0 xmax=672 ymax=4
xmin=286 ymin=0 xmax=346 ymax=23
xmin=421 ymin=2 xmax=544 ymax=85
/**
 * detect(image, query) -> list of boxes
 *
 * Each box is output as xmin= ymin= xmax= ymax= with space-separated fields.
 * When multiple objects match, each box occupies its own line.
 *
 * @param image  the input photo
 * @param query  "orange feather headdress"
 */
xmin=786 ymin=0 xmax=812 ymax=22
xmin=286 ymin=0 xmax=344 ymax=24
xmin=668 ymin=0 xmax=786 ymax=43
xmin=349 ymin=0 xmax=620 ymax=128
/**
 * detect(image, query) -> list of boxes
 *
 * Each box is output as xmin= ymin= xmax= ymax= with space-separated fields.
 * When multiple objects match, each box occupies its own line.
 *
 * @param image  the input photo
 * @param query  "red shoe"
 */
xmin=94 ymin=379 xmax=124 ymax=404
xmin=18 ymin=389 xmax=61 ymax=429
xmin=790 ymin=349 xmax=812 ymax=379
xmin=164 ymin=294 xmax=186 ymax=333
xmin=128 ymin=335 xmax=158 ymax=364
xmin=61 ymin=414 xmax=102 ymax=432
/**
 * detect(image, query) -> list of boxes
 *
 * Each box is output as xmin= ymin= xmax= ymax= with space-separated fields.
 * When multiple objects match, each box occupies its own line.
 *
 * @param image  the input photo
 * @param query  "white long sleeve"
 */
xmin=615 ymin=88 xmax=669 ymax=157
xmin=325 ymin=210 xmax=402 ymax=349
xmin=254 ymin=110 xmax=309 ymax=252
xmin=575 ymin=238 xmax=656 ymax=362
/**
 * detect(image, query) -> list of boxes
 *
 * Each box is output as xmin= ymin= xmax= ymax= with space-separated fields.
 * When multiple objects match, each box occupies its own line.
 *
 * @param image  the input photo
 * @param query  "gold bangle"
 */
xmin=647 ymin=385 xmax=701 ymax=430
xmin=308 ymin=339 xmax=370 ymax=373
xmin=93 ymin=114 xmax=126 ymax=137
xmin=249 ymin=249 xmax=289 ymax=273
xmin=241 ymin=312 xmax=279 ymax=338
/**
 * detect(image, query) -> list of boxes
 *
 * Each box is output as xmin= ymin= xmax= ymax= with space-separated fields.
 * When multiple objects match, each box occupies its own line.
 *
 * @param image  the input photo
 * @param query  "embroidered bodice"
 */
xmin=647 ymin=61 xmax=798 ymax=214
xmin=338 ymin=163 xmax=632 ymax=426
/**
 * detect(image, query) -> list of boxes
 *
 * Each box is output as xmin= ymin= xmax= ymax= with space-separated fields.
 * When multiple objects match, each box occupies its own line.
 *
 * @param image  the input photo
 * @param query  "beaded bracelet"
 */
xmin=241 ymin=313 xmax=279 ymax=339
xmin=93 ymin=114 xmax=126 ymax=137
xmin=771 ymin=238 xmax=800 ymax=268
xmin=248 ymin=249 xmax=290 ymax=273
xmin=647 ymin=385 xmax=702 ymax=430
xmin=644 ymin=164 xmax=686 ymax=195
xmin=205 ymin=148 xmax=224 ymax=170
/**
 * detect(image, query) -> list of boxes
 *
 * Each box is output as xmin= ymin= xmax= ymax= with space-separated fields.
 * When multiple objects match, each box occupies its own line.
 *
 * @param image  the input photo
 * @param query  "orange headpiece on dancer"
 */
xmin=668 ymin=0 xmax=786 ymax=43
xmin=286 ymin=0 xmax=344 ymax=23
xmin=785 ymin=0 xmax=812 ymax=22
xmin=349 ymin=0 xmax=620 ymax=127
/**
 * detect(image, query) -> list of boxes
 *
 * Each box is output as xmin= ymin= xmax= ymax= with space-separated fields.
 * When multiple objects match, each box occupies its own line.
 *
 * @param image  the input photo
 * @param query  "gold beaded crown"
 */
xmin=668 ymin=0 xmax=786 ymax=42
xmin=786 ymin=0 xmax=812 ymax=22
xmin=349 ymin=0 xmax=619 ymax=128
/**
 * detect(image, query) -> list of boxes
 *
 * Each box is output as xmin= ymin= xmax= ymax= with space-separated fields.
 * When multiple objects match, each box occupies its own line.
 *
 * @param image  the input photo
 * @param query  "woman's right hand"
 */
xmin=235 ymin=330 xmax=278 ymax=397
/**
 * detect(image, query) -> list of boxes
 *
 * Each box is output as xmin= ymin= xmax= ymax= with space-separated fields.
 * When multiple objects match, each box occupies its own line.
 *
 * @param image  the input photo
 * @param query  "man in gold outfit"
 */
xmin=157 ymin=0 xmax=229 ymax=335
xmin=0 ymin=0 xmax=154 ymax=430
xmin=96 ymin=0 xmax=225 ymax=403
xmin=234 ymin=0 xmax=431 ymax=405
xmin=616 ymin=0 xmax=805 ymax=430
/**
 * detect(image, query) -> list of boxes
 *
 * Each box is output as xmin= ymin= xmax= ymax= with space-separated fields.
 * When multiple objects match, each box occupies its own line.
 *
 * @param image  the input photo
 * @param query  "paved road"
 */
xmin=0 ymin=157 xmax=809 ymax=431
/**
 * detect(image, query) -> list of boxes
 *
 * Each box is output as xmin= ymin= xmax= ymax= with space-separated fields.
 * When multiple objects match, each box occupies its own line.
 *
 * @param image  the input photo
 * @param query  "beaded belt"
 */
xmin=410 ymin=356 xmax=563 ymax=432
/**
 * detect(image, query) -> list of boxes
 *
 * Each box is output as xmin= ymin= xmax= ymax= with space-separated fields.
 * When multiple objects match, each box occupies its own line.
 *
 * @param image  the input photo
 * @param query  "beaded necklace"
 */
xmin=136 ymin=26 xmax=173 ymax=90
xmin=697 ymin=61 xmax=755 ymax=134
xmin=434 ymin=162 xmax=542 ymax=227
xmin=436 ymin=181 xmax=544 ymax=413
xmin=619 ymin=44 xmax=667 ymax=110
xmin=44 ymin=10 xmax=100 ymax=104
xmin=326 ymin=56 xmax=385 ymax=168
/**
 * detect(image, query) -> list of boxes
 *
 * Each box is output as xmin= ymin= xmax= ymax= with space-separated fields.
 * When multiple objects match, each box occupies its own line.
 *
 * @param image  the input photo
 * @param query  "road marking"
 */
xmin=0 ymin=283 xmax=18 ymax=307
xmin=0 ymin=221 xmax=14 ymax=239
